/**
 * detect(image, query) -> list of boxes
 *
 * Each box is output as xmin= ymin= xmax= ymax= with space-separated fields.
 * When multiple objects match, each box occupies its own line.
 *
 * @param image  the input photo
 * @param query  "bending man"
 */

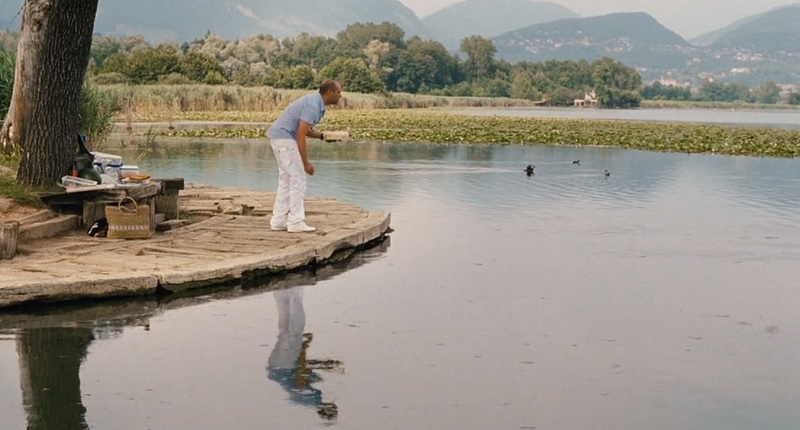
xmin=267 ymin=79 xmax=343 ymax=233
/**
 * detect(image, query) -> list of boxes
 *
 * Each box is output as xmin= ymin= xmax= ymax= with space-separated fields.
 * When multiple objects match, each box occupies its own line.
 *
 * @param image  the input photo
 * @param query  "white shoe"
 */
xmin=270 ymin=224 xmax=287 ymax=231
xmin=287 ymin=222 xmax=316 ymax=233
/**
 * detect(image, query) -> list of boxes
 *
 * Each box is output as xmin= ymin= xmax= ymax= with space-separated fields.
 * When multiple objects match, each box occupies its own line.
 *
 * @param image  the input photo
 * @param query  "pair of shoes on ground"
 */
xmin=271 ymin=221 xmax=316 ymax=233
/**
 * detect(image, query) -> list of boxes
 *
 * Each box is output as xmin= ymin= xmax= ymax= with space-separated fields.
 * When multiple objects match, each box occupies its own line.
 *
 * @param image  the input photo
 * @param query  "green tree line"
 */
xmin=641 ymin=79 xmax=800 ymax=105
xmin=78 ymin=22 xmax=643 ymax=108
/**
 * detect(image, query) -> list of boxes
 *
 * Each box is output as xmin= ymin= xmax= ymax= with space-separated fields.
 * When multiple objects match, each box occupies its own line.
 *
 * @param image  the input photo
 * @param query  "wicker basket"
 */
xmin=105 ymin=197 xmax=152 ymax=239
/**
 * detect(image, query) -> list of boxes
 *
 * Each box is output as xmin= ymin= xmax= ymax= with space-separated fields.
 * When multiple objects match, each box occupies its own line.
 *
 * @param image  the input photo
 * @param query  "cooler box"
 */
xmin=120 ymin=165 xmax=140 ymax=178
xmin=91 ymin=151 xmax=123 ymax=167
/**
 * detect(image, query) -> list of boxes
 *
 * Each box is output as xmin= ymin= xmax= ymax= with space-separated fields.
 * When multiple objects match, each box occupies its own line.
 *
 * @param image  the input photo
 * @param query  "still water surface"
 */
xmin=2 ymin=138 xmax=800 ymax=430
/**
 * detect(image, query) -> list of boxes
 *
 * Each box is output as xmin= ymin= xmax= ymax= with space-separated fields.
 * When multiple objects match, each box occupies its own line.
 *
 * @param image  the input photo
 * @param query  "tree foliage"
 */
xmin=262 ymin=65 xmax=316 ymax=89
xmin=460 ymin=35 xmax=497 ymax=81
xmin=698 ymin=79 xmax=752 ymax=103
xmin=753 ymin=80 xmax=780 ymax=104
xmin=336 ymin=22 xmax=407 ymax=57
xmin=126 ymin=44 xmax=182 ymax=84
xmin=640 ymin=81 xmax=691 ymax=100
xmin=180 ymin=52 xmax=224 ymax=82
xmin=510 ymin=70 xmax=541 ymax=101
xmin=90 ymin=34 xmax=121 ymax=69
xmin=548 ymin=86 xmax=577 ymax=106
xmin=319 ymin=58 xmax=385 ymax=94
xmin=596 ymin=86 xmax=642 ymax=108
xmin=591 ymin=57 xmax=641 ymax=91
xmin=30 ymin=22 xmax=788 ymax=108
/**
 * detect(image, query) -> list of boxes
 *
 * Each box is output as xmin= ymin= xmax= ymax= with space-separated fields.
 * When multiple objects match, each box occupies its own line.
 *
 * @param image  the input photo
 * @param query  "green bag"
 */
xmin=78 ymin=167 xmax=102 ymax=183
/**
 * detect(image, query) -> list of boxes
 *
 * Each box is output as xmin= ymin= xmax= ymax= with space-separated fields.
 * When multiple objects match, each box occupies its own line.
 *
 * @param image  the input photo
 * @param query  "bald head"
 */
xmin=319 ymin=79 xmax=342 ymax=105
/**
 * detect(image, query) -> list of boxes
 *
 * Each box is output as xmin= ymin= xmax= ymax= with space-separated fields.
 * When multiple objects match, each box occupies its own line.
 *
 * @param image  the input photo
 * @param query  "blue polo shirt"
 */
xmin=267 ymin=93 xmax=326 ymax=140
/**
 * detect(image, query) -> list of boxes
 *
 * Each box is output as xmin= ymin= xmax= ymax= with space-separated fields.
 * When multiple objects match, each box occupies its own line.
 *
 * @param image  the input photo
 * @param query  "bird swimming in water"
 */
xmin=524 ymin=164 xmax=535 ymax=176
xmin=572 ymin=160 xmax=581 ymax=165
xmin=604 ymin=169 xmax=610 ymax=178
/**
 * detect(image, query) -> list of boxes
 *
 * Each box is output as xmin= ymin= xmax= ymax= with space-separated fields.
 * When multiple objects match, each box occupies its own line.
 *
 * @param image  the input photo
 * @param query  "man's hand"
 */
xmin=304 ymin=161 xmax=315 ymax=176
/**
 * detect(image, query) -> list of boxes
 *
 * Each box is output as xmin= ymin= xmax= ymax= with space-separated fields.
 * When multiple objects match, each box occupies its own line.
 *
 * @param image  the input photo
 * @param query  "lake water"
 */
xmin=2 ymin=132 xmax=800 ymax=429
xmin=448 ymin=107 xmax=800 ymax=129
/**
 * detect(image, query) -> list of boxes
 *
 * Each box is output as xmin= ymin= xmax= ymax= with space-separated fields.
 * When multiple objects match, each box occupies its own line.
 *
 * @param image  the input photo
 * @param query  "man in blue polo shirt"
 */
xmin=267 ymin=79 xmax=342 ymax=233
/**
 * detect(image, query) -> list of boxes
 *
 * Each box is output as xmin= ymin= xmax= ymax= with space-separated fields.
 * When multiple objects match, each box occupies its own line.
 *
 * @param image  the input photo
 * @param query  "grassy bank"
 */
xmin=145 ymin=110 xmax=800 ymax=158
xmin=0 ymin=156 xmax=46 ymax=206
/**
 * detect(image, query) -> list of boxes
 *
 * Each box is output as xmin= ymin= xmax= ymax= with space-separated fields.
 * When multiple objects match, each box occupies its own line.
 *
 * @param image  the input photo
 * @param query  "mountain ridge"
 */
xmin=0 ymin=0 xmax=435 ymax=42
xmin=690 ymin=3 xmax=800 ymax=46
xmin=422 ymin=0 xmax=578 ymax=48
xmin=708 ymin=4 xmax=800 ymax=53
xmin=492 ymin=12 xmax=689 ymax=64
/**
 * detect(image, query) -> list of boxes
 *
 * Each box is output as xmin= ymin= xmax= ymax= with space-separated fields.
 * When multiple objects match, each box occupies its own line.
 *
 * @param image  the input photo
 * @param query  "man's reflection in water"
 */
xmin=16 ymin=327 xmax=94 ymax=430
xmin=267 ymin=287 xmax=338 ymax=420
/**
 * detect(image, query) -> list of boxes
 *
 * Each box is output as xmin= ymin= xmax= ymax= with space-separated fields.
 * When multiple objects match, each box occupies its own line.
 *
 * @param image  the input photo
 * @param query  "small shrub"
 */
xmin=203 ymin=71 xmax=226 ymax=85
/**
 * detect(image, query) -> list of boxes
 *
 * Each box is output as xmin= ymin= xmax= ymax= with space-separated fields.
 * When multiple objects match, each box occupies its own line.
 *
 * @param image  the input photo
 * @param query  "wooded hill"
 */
xmin=422 ymin=0 xmax=578 ymax=49
xmin=492 ymin=13 xmax=689 ymax=65
xmin=690 ymin=4 xmax=800 ymax=47
xmin=707 ymin=4 xmax=800 ymax=54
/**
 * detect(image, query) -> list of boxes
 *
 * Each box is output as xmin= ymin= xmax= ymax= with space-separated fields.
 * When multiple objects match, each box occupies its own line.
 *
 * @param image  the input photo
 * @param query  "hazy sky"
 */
xmin=399 ymin=0 xmax=799 ymax=38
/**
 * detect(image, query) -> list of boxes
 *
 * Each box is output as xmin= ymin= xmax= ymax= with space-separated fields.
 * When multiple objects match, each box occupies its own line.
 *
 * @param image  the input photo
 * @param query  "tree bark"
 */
xmin=0 ymin=0 xmax=99 ymax=186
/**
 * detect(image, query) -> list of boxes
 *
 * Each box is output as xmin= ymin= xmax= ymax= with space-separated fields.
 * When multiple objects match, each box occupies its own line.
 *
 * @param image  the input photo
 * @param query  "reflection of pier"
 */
xmin=1 ymin=236 xmax=389 ymax=428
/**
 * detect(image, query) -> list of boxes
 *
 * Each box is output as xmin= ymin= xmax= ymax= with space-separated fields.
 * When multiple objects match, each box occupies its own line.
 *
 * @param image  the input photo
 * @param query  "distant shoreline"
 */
xmin=110 ymin=109 xmax=800 ymax=158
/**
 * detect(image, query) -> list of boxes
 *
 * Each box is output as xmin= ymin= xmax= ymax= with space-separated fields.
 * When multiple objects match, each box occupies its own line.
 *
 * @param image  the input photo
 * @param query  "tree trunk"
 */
xmin=17 ymin=328 xmax=94 ymax=430
xmin=0 ymin=0 xmax=99 ymax=186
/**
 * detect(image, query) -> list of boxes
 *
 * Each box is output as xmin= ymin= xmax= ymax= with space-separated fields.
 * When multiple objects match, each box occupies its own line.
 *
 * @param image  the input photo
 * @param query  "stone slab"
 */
xmin=18 ymin=215 xmax=81 ymax=241
xmin=0 ymin=184 xmax=391 ymax=308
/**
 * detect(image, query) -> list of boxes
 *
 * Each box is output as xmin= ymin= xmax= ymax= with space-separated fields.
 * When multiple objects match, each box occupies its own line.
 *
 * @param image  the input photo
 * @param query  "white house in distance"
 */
xmin=574 ymin=90 xmax=597 ymax=107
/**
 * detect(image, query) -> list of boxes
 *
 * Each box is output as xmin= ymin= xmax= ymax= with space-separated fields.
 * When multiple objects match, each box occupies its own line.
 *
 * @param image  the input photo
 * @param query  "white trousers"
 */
xmin=270 ymin=138 xmax=307 ymax=227
xmin=268 ymin=287 xmax=306 ymax=369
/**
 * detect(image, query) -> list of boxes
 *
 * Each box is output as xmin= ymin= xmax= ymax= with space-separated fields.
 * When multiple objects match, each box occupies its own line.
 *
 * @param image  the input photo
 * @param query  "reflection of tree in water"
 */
xmin=267 ymin=287 xmax=342 ymax=420
xmin=16 ymin=327 xmax=94 ymax=430
xmin=3 ymin=238 xmax=388 ymax=429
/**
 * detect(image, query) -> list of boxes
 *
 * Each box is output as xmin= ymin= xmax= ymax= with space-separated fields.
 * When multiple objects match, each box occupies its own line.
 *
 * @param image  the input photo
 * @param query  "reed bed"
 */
xmin=100 ymin=84 xmax=540 ymax=122
xmin=150 ymin=109 xmax=800 ymax=158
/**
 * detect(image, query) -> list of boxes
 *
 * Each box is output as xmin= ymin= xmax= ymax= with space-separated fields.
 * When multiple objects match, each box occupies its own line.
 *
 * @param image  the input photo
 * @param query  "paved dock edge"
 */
xmin=0 ymin=211 xmax=391 ymax=309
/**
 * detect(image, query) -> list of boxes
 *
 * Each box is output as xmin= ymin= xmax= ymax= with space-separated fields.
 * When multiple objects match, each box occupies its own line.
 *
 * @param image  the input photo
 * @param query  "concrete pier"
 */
xmin=0 ymin=184 xmax=390 ymax=308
